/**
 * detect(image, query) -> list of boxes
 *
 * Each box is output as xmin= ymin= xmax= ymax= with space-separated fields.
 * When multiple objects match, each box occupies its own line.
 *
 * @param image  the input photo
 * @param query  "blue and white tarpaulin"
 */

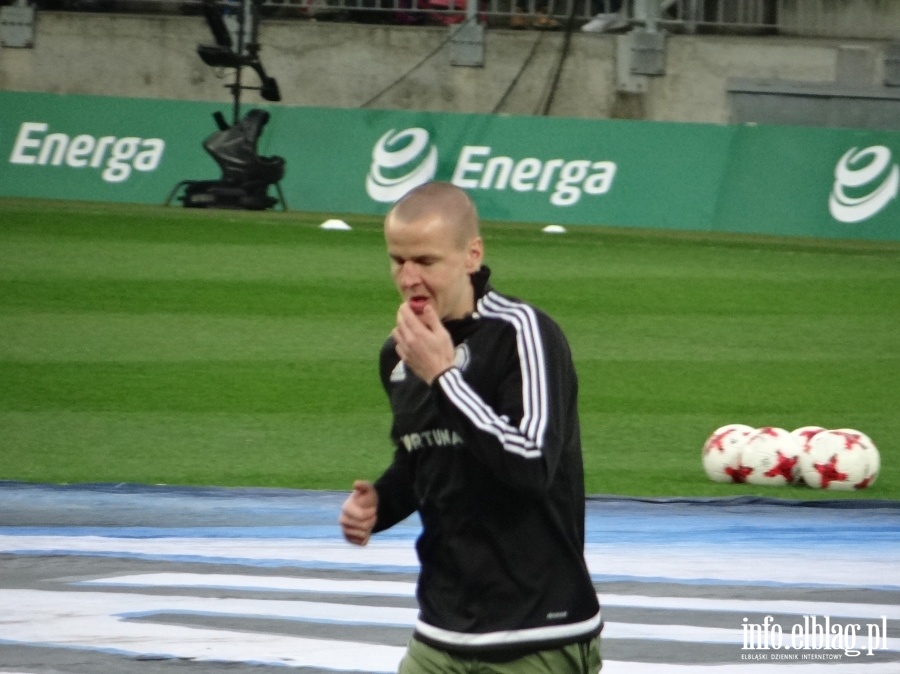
xmin=1 ymin=483 xmax=898 ymax=672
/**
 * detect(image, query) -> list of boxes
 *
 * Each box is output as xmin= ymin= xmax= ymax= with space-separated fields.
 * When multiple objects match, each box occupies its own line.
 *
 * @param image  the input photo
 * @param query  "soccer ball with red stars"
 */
xmin=701 ymin=424 xmax=754 ymax=483
xmin=742 ymin=427 xmax=802 ymax=486
xmin=702 ymin=425 xmax=880 ymax=490
xmin=799 ymin=429 xmax=881 ymax=490
xmin=794 ymin=426 xmax=828 ymax=484
xmin=791 ymin=426 xmax=827 ymax=454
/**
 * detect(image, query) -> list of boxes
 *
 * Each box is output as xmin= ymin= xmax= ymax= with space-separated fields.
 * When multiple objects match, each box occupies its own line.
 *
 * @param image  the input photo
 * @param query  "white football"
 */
xmin=743 ymin=427 xmax=802 ymax=486
xmin=834 ymin=428 xmax=880 ymax=489
xmin=791 ymin=425 xmax=827 ymax=448
xmin=800 ymin=429 xmax=876 ymax=490
xmin=792 ymin=426 xmax=827 ymax=485
xmin=702 ymin=424 xmax=753 ymax=483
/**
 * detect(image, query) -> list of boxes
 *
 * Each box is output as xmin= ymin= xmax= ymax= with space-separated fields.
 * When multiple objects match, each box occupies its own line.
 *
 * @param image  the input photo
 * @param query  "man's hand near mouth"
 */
xmin=392 ymin=301 xmax=455 ymax=385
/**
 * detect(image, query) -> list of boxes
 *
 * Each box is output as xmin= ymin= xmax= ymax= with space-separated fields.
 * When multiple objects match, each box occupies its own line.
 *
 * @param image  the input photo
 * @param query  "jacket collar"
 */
xmin=443 ymin=265 xmax=491 ymax=334
xmin=471 ymin=265 xmax=492 ymax=302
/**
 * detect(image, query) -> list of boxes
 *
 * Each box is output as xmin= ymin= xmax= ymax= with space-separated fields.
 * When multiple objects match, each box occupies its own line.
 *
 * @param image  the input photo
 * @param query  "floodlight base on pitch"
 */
xmin=542 ymin=225 xmax=567 ymax=234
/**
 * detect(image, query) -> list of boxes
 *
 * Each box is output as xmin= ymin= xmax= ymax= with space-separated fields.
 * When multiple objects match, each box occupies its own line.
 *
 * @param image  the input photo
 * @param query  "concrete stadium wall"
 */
xmin=0 ymin=11 xmax=895 ymax=124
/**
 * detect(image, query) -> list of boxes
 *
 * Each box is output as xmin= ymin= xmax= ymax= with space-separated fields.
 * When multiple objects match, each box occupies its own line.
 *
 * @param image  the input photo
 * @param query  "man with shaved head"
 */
xmin=340 ymin=182 xmax=602 ymax=673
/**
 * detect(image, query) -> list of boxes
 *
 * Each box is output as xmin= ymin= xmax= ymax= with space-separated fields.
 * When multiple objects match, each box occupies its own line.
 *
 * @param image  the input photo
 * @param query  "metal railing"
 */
xmin=249 ymin=0 xmax=780 ymax=31
xmin=25 ymin=0 xmax=890 ymax=39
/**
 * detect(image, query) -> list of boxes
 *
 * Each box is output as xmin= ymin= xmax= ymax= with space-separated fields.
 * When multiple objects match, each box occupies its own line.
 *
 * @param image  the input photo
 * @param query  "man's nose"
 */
xmin=398 ymin=262 xmax=421 ymax=288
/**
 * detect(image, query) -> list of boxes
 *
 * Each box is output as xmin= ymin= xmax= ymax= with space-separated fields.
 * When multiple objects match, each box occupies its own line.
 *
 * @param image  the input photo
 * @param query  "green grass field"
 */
xmin=1 ymin=198 xmax=898 ymax=500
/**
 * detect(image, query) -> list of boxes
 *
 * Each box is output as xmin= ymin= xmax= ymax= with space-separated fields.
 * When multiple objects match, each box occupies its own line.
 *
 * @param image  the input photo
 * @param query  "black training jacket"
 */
xmin=372 ymin=266 xmax=602 ymax=658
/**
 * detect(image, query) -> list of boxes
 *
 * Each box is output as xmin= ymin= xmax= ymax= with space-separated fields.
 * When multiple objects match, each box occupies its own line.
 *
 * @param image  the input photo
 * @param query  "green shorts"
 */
xmin=398 ymin=636 xmax=602 ymax=674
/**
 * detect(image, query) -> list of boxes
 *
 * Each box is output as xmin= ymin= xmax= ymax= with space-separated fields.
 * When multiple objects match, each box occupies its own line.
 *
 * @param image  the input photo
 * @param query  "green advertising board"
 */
xmin=1 ymin=91 xmax=897 ymax=240
xmin=715 ymin=125 xmax=899 ymax=241
xmin=0 ymin=92 xmax=230 ymax=205
xmin=290 ymin=106 xmax=732 ymax=231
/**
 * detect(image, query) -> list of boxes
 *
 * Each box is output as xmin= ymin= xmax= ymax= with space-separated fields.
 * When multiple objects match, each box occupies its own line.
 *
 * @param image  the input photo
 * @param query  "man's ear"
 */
xmin=466 ymin=237 xmax=484 ymax=273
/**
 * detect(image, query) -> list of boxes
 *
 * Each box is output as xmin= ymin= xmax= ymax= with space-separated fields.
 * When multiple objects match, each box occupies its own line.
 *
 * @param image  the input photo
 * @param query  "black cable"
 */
xmin=491 ymin=31 xmax=545 ymax=115
xmin=359 ymin=16 xmax=477 ymax=109
xmin=538 ymin=1 xmax=578 ymax=116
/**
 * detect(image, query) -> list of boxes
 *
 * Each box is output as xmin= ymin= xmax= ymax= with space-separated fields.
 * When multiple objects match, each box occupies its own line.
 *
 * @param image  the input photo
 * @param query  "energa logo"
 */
xmin=8 ymin=121 xmax=165 ymax=183
xmin=366 ymin=128 xmax=438 ymax=203
xmin=829 ymin=146 xmax=899 ymax=223
xmin=366 ymin=126 xmax=617 ymax=207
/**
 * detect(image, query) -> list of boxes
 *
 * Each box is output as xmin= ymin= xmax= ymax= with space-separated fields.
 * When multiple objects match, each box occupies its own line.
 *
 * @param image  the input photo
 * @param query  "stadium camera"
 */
xmin=197 ymin=44 xmax=249 ymax=70
xmin=164 ymin=0 xmax=286 ymax=212
xmin=197 ymin=0 xmax=281 ymax=118
xmin=259 ymin=74 xmax=281 ymax=102
xmin=201 ymin=1 xmax=233 ymax=49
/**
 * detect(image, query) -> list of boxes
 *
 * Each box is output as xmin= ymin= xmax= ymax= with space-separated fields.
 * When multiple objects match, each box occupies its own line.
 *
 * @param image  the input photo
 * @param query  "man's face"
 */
xmin=385 ymin=212 xmax=483 ymax=321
